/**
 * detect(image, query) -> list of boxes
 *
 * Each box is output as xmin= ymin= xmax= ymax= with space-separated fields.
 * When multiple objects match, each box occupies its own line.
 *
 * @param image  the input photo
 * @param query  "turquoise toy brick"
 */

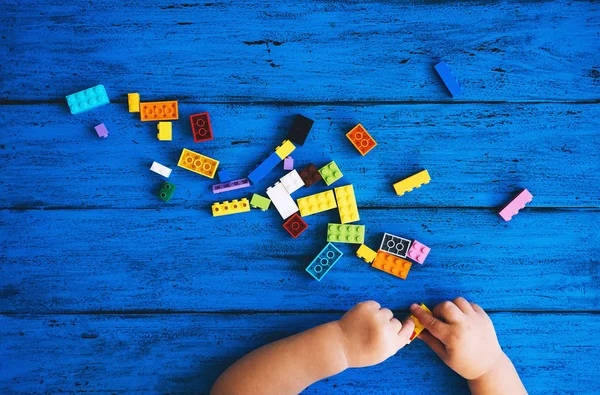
xmin=158 ymin=182 xmax=176 ymax=202
xmin=326 ymin=223 xmax=365 ymax=244
xmin=318 ymin=161 xmax=343 ymax=186
xmin=306 ymin=243 xmax=343 ymax=281
xmin=66 ymin=85 xmax=110 ymax=114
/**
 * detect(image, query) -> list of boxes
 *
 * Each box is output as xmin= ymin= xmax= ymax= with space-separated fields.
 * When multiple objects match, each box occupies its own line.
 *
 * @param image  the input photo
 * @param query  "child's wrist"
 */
xmin=329 ymin=321 xmax=351 ymax=370
xmin=467 ymin=351 xmax=509 ymax=383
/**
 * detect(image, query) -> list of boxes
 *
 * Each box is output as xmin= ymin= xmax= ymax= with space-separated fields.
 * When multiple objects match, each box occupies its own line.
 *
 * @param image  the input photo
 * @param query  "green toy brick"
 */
xmin=66 ymin=85 xmax=110 ymax=114
xmin=158 ymin=182 xmax=176 ymax=202
xmin=250 ymin=193 xmax=271 ymax=211
xmin=326 ymin=223 xmax=365 ymax=244
xmin=318 ymin=161 xmax=343 ymax=186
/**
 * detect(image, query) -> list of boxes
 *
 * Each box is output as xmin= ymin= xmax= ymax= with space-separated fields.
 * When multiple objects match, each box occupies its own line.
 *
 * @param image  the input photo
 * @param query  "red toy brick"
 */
xmin=283 ymin=213 xmax=308 ymax=238
xmin=190 ymin=112 xmax=214 ymax=142
xmin=299 ymin=163 xmax=322 ymax=187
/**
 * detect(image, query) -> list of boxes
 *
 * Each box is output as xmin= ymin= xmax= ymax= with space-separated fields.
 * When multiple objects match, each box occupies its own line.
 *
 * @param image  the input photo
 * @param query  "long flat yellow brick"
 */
xmin=393 ymin=170 xmax=430 ymax=196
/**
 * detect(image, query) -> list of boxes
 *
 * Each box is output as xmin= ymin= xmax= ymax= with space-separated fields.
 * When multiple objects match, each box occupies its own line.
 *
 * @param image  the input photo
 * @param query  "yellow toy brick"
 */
xmin=177 ymin=148 xmax=219 ymax=178
xmin=212 ymin=199 xmax=251 ymax=217
xmin=275 ymin=140 xmax=296 ymax=159
xmin=372 ymin=250 xmax=412 ymax=279
xmin=157 ymin=122 xmax=172 ymax=141
xmin=297 ymin=190 xmax=337 ymax=217
xmin=356 ymin=244 xmax=377 ymax=263
xmin=140 ymin=100 xmax=179 ymax=121
xmin=334 ymin=184 xmax=359 ymax=223
xmin=408 ymin=303 xmax=432 ymax=343
xmin=128 ymin=93 xmax=140 ymax=112
xmin=393 ymin=170 xmax=431 ymax=196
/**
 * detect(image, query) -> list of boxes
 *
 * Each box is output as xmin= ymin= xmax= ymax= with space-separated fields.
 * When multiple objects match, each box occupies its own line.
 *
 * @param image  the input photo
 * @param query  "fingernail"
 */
xmin=409 ymin=303 xmax=418 ymax=311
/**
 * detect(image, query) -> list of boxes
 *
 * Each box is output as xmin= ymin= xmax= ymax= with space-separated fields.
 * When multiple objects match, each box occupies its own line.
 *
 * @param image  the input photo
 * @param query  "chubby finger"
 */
xmin=434 ymin=301 xmax=464 ymax=323
xmin=390 ymin=317 xmax=402 ymax=332
xmin=379 ymin=307 xmax=394 ymax=321
xmin=359 ymin=300 xmax=381 ymax=310
xmin=398 ymin=318 xmax=415 ymax=344
xmin=410 ymin=303 xmax=451 ymax=343
xmin=417 ymin=330 xmax=448 ymax=359
xmin=453 ymin=297 xmax=474 ymax=314
xmin=470 ymin=302 xmax=484 ymax=314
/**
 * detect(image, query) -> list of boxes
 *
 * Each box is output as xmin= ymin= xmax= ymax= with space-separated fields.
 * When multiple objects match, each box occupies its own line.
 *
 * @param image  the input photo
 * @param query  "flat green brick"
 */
xmin=318 ymin=161 xmax=343 ymax=186
xmin=158 ymin=182 xmax=176 ymax=202
xmin=326 ymin=223 xmax=365 ymax=244
xmin=250 ymin=193 xmax=271 ymax=211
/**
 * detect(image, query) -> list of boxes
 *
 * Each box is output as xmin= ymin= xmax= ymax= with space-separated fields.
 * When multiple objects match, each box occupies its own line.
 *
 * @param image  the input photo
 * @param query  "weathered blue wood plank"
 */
xmin=1 ymin=313 xmax=598 ymax=394
xmin=1 ymin=1 xmax=599 ymax=102
xmin=1 ymin=208 xmax=597 ymax=312
xmin=1 ymin=103 xmax=598 ymax=208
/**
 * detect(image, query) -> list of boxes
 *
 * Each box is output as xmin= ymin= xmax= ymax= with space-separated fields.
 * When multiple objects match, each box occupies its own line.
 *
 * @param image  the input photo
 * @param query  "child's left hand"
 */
xmin=336 ymin=300 xmax=415 ymax=368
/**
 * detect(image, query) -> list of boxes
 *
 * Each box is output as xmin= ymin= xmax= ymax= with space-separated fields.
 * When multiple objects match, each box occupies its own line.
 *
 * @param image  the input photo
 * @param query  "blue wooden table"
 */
xmin=1 ymin=1 xmax=599 ymax=393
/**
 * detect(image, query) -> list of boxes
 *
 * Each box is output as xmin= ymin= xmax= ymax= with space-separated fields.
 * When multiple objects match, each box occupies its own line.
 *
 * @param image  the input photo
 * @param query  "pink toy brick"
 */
xmin=283 ymin=156 xmax=294 ymax=170
xmin=407 ymin=240 xmax=430 ymax=264
xmin=499 ymin=189 xmax=533 ymax=221
xmin=94 ymin=123 xmax=108 ymax=138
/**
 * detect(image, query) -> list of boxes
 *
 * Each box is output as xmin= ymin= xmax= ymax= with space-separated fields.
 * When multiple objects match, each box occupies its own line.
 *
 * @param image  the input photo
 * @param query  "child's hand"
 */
xmin=337 ymin=300 xmax=415 ymax=368
xmin=409 ymin=298 xmax=503 ymax=380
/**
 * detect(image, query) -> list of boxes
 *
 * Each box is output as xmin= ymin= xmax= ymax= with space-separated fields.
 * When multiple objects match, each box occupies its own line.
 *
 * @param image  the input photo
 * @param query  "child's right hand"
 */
xmin=409 ymin=298 xmax=504 ymax=380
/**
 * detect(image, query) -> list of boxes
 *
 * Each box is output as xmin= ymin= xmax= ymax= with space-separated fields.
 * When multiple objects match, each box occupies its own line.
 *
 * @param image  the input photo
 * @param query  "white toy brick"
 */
xmin=266 ymin=182 xmax=299 ymax=219
xmin=279 ymin=169 xmax=305 ymax=194
xmin=150 ymin=161 xmax=172 ymax=178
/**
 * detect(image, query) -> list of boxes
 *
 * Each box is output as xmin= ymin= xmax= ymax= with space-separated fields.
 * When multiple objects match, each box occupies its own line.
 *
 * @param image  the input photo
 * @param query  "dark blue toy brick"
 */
xmin=248 ymin=152 xmax=281 ymax=184
xmin=434 ymin=62 xmax=462 ymax=98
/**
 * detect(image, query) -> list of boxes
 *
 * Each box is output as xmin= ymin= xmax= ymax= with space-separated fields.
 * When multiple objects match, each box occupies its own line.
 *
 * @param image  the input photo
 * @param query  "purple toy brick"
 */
xmin=212 ymin=178 xmax=251 ymax=194
xmin=406 ymin=240 xmax=430 ymax=264
xmin=94 ymin=123 xmax=109 ymax=138
xmin=283 ymin=156 xmax=294 ymax=170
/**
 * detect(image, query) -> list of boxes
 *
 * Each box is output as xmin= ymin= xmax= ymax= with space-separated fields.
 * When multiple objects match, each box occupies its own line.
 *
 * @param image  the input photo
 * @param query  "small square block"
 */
xmin=250 ymin=194 xmax=271 ymax=211
xmin=346 ymin=124 xmax=377 ymax=156
xmin=218 ymin=170 xmax=231 ymax=183
xmin=280 ymin=169 xmax=305 ymax=194
xmin=283 ymin=156 xmax=294 ymax=170
xmin=356 ymin=244 xmax=377 ymax=263
xmin=318 ymin=161 xmax=343 ymax=186
xmin=190 ymin=112 xmax=214 ymax=142
xmin=287 ymin=114 xmax=314 ymax=146
xmin=299 ymin=163 xmax=322 ymax=187
xmin=306 ymin=243 xmax=343 ymax=281
xmin=283 ymin=213 xmax=308 ymax=238
xmin=380 ymin=233 xmax=411 ymax=258
xmin=94 ymin=123 xmax=109 ymax=138
xmin=406 ymin=240 xmax=430 ymax=264
xmin=158 ymin=182 xmax=176 ymax=202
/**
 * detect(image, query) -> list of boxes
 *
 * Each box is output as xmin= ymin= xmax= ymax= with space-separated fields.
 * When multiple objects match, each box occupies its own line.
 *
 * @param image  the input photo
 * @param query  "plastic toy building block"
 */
xmin=334 ymin=184 xmax=359 ymax=224
xmin=190 ymin=112 xmax=213 ymax=142
xmin=212 ymin=198 xmax=251 ymax=217
xmin=299 ymin=163 xmax=322 ymax=187
xmin=218 ymin=170 xmax=231 ymax=183
xmin=128 ymin=93 xmax=140 ymax=112
xmin=212 ymin=178 xmax=251 ymax=194
xmin=372 ymin=250 xmax=413 ymax=280
xmin=499 ymin=189 xmax=533 ymax=221
xmin=380 ymin=233 xmax=411 ymax=258
xmin=346 ymin=124 xmax=377 ymax=156
xmin=297 ymin=190 xmax=337 ymax=217
xmin=393 ymin=170 xmax=431 ymax=196
xmin=407 ymin=240 xmax=430 ymax=264
xmin=177 ymin=148 xmax=219 ymax=178
xmin=318 ymin=161 xmax=343 ymax=186
xmin=287 ymin=114 xmax=314 ymax=146
xmin=408 ymin=304 xmax=432 ymax=342
xmin=266 ymin=182 xmax=299 ymax=219
xmin=326 ymin=223 xmax=365 ymax=244
xmin=275 ymin=140 xmax=296 ymax=160
xmin=158 ymin=182 xmax=176 ymax=202
xmin=250 ymin=194 xmax=271 ymax=211
xmin=434 ymin=61 xmax=462 ymax=98
xmin=140 ymin=101 xmax=179 ymax=122
xmin=283 ymin=213 xmax=308 ymax=238
xmin=280 ymin=170 xmax=305 ymax=194
xmin=66 ymin=85 xmax=110 ymax=115
xmin=356 ymin=244 xmax=377 ymax=264
xmin=94 ymin=123 xmax=109 ymax=138
xmin=283 ymin=156 xmax=294 ymax=170
xmin=248 ymin=152 xmax=282 ymax=185
xmin=157 ymin=122 xmax=172 ymax=141
xmin=305 ymin=243 xmax=343 ymax=281
xmin=150 ymin=161 xmax=172 ymax=178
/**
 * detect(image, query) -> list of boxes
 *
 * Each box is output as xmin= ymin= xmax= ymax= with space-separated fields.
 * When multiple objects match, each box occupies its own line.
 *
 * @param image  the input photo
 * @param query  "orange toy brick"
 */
xmin=372 ymin=250 xmax=412 ymax=280
xmin=177 ymin=148 xmax=219 ymax=178
xmin=140 ymin=100 xmax=179 ymax=121
xmin=346 ymin=123 xmax=377 ymax=156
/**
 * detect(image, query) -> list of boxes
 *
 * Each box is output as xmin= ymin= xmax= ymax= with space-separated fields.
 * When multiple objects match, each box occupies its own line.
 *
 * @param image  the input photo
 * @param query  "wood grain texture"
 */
xmin=1 ymin=103 xmax=598 ymax=209
xmin=1 ymin=313 xmax=599 ymax=394
xmin=2 ymin=208 xmax=598 ymax=313
xmin=1 ymin=1 xmax=599 ymax=102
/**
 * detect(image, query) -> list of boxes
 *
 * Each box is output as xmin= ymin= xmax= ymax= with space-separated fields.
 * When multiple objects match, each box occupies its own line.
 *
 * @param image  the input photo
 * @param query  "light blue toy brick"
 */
xmin=248 ymin=151 xmax=281 ymax=184
xmin=66 ymin=84 xmax=110 ymax=114
xmin=434 ymin=62 xmax=462 ymax=98
xmin=218 ymin=170 xmax=231 ymax=183
xmin=306 ymin=243 xmax=343 ymax=281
